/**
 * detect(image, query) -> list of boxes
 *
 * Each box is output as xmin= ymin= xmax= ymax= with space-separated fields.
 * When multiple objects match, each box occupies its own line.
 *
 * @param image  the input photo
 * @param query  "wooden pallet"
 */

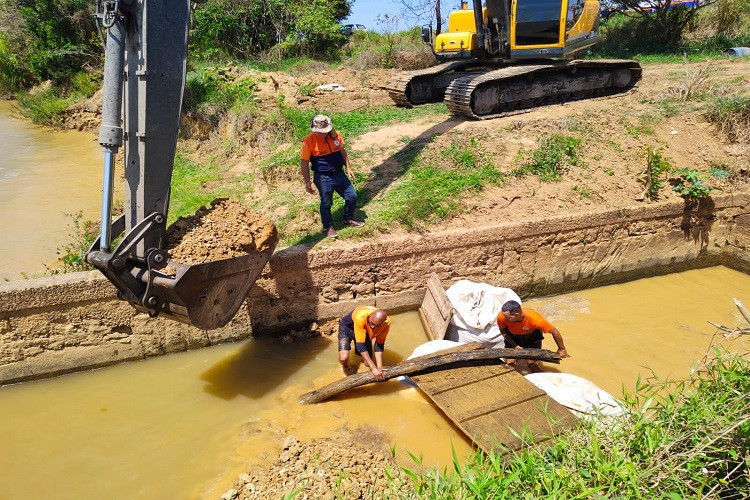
xmin=410 ymin=344 xmax=576 ymax=453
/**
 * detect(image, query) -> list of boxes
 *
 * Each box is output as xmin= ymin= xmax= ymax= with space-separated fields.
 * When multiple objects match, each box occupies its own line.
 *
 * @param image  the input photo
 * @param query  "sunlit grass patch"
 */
xmin=706 ymin=95 xmax=750 ymax=143
xmin=512 ymin=134 xmax=583 ymax=181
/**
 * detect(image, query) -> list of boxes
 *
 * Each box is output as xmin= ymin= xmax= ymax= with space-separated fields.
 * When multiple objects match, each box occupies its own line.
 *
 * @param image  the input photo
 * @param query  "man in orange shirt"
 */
xmin=300 ymin=114 xmax=364 ymax=239
xmin=497 ymin=300 xmax=569 ymax=367
xmin=338 ymin=306 xmax=391 ymax=380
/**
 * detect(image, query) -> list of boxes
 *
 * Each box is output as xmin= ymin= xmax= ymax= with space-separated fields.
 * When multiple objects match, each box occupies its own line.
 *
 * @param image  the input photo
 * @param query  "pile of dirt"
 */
xmin=223 ymin=433 xmax=409 ymax=500
xmin=164 ymin=198 xmax=278 ymax=265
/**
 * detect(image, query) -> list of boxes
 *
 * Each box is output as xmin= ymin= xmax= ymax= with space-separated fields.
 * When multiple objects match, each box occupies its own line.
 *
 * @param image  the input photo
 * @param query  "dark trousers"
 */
xmin=505 ymin=329 xmax=544 ymax=349
xmin=313 ymin=171 xmax=357 ymax=229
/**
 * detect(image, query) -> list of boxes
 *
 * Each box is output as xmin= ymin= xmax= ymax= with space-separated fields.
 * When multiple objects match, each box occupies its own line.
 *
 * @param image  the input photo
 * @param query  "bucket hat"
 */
xmin=310 ymin=114 xmax=333 ymax=133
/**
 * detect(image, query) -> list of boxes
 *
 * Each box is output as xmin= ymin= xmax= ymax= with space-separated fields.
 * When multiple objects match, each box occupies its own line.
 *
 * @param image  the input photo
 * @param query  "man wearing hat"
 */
xmin=300 ymin=114 xmax=364 ymax=238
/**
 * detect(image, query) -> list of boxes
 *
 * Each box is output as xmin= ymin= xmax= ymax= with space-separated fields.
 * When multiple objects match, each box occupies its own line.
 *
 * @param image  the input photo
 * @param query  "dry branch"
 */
xmin=299 ymin=347 xmax=561 ymax=404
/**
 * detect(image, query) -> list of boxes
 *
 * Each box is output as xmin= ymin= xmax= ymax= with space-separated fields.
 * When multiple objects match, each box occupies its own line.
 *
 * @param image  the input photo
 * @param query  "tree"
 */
xmin=395 ymin=0 xmax=451 ymax=34
xmin=606 ymin=0 xmax=718 ymax=46
xmin=191 ymin=0 xmax=351 ymax=58
xmin=0 ymin=0 xmax=100 ymax=85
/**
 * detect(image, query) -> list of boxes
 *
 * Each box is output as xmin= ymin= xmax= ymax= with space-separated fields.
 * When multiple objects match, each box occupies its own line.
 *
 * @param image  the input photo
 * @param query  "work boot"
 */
xmin=325 ymin=226 xmax=338 ymax=238
xmin=345 ymin=220 xmax=364 ymax=227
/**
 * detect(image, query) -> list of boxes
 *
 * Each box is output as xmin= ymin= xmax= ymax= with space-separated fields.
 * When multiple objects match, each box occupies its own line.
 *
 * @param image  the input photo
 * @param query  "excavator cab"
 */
xmin=86 ymin=0 xmax=276 ymax=330
xmin=429 ymin=0 xmax=600 ymax=61
xmin=512 ymin=0 xmax=600 ymax=57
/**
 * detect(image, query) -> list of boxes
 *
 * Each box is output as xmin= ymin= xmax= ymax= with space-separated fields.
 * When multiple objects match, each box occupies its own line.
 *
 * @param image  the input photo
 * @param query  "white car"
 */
xmin=340 ymin=24 xmax=367 ymax=37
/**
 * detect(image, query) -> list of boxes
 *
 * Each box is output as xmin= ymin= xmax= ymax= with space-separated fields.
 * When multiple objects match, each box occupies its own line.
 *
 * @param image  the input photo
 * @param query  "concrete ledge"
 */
xmin=2 ymin=192 xmax=750 ymax=384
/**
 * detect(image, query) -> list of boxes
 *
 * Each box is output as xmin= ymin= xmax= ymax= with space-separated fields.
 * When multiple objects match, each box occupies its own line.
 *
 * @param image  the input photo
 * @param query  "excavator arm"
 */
xmin=85 ymin=0 xmax=276 ymax=330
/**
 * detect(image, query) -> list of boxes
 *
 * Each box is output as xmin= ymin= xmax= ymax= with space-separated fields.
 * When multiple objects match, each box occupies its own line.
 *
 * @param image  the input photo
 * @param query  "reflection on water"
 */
xmin=0 ymin=101 xmax=106 ymax=280
xmin=0 ymin=266 xmax=749 ymax=499
xmin=200 ymin=335 xmax=330 ymax=400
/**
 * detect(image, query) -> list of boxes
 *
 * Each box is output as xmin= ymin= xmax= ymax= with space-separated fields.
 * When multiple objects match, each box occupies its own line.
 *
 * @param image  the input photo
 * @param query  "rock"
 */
xmin=220 ymin=488 xmax=238 ymax=500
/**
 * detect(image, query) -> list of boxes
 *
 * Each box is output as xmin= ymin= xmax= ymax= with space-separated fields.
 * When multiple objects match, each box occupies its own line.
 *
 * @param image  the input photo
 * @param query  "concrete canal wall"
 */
xmin=3 ymin=192 xmax=750 ymax=384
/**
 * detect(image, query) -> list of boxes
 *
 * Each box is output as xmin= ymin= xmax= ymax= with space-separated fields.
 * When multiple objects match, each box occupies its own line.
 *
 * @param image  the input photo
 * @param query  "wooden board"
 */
xmin=418 ymin=273 xmax=453 ymax=341
xmin=410 ymin=343 xmax=577 ymax=453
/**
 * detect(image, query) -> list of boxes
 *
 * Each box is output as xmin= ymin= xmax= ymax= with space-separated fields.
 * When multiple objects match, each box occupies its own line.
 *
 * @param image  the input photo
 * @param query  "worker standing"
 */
xmin=300 ymin=114 xmax=364 ymax=239
xmin=497 ymin=300 xmax=569 ymax=369
xmin=338 ymin=306 xmax=391 ymax=380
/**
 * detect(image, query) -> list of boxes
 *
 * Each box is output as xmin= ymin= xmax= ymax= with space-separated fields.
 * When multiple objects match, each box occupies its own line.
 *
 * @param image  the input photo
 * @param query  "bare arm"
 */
xmin=359 ymin=349 xmax=384 ymax=381
xmin=549 ymin=326 xmax=569 ymax=358
xmin=341 ymin=148 xmax=354 ymax=179
xmin=300 ymin=159 xmax=315 ymax=194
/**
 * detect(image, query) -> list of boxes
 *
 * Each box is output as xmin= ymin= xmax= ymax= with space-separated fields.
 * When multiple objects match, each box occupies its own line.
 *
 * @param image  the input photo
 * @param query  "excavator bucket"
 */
xmin=136 ymin=249 xmax=276 ymax=330
xmin=86 ymin=205 xmax=278 ymax=331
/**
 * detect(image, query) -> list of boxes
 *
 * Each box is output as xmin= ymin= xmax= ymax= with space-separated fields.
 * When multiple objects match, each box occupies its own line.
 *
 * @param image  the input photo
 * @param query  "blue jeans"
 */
xmin=313 ymin=171 xmax=357 ymax=230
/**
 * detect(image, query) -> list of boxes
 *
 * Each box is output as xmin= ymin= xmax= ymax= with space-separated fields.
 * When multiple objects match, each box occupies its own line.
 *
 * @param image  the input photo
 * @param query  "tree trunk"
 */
xmin=435 ymin=0 xmax=442 ymax=35
xmin=299 ymin=346 xmax=561 ymax=404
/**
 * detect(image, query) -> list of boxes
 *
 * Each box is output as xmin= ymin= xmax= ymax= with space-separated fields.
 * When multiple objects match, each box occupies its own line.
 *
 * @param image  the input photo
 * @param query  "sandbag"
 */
xmin=445 ymin=280 xmax=521 ymax=346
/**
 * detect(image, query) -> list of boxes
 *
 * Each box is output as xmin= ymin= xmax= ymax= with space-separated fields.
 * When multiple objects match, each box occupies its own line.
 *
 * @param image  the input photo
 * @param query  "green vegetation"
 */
xmin=706 ymin=96 xmax=750 ymax=144
xmin=512 ymin=134 xmax=583 ymax=181
xmin=671 ymin=168 xmax=713 ymax=199
xmin=387 ymin=350 xmax=750 ymax=498
xmin=169 ymin=153 xmax=225 ymax=224
xmin=15 ymin=70 xmax=100 ymax=125
xmin=373 ymin=138 xmax=504 ymax=230
xmin=642 ymin=149 xmax=674 ymax=200
xmin=593 ymin=0 xmax=750 ymax=61
xmin=48 ymin=212 xmax=97 ymax=274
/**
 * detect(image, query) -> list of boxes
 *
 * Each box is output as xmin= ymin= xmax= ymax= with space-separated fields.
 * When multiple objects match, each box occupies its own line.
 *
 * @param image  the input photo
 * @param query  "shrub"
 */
xmin=47 ymin=212 xmax=97 ymax=274
xmin=0 ymin=35 xmax=33 ymax=93
xmin=513 ymin=134 xmax=582 ymax=181
xmin=706 ymin=96 xmax=750 ymax=143
xmin=641 ymin=148 xmax=674 ymax=200
xmin=16 ymin=86 xmax=72 ymax=126
xmin=671 ymin=168 xmax=713 ymax=198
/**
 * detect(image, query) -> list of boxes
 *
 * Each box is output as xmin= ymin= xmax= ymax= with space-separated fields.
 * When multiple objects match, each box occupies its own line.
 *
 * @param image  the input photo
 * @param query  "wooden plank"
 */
xmin=411 ymin=343 xmax=576 ymax=453
xmin=418 ymin=307 xmax=434 ymax=341
xmin=418 ymin=273 xmax=453 ymax=341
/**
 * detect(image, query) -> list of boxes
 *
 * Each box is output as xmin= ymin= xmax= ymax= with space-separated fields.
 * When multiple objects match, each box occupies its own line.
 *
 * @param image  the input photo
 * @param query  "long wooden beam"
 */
xmin=299 ymin=346 xmax=561 ymax=404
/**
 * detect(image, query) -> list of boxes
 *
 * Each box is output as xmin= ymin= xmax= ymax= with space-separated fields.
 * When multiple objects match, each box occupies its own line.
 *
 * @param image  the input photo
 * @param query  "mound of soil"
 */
xmin=164 ymin=198 xmax=278 ymax=265
xmin=224 ymin=433 xmax=408 ymax=500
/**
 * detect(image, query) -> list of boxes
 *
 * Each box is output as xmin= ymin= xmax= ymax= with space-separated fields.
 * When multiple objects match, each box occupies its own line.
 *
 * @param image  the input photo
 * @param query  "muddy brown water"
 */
xmin=0 ymin=101 xmax=105 ymax=280
xmin=1 ymin=266 xmax=749 ymax=499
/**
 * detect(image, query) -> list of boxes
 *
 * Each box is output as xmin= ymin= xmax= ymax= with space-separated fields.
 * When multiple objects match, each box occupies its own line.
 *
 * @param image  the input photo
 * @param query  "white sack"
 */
xmin=445 ymin=280 xmax=522 ymax=347
xmin=524 ymin=372 xmax=624 ymax=418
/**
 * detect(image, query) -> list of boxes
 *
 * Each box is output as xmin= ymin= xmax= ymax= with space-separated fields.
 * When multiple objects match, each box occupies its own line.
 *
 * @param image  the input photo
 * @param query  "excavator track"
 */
xmin=444 ymin=59 xmax=642 ymax=120
xmin=384 ymin=59 xmax=506 ymax=107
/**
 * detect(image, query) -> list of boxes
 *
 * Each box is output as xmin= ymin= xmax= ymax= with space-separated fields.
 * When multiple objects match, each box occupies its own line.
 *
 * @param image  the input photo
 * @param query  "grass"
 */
xmin=387 ymin=350 xmax=750 ymax=498
xmin=15 ymin=71 xmax=101 ymax=126
xmin=512 ymin=134 xmax=583 ymax=181
xmin=168 ymin=153 xmax=225 ymax=224
xmin=706 ymin=95 xmax=750 ymax=143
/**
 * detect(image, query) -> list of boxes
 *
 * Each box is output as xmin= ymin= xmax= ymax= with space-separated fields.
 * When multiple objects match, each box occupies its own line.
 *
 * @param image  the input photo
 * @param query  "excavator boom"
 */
xmin=86 ymin=0 xmax=276 ymax=330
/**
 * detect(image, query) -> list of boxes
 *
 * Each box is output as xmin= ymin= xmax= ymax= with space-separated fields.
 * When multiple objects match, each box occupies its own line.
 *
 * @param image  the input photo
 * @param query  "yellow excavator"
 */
xmin=85 ymin=0 xmax=276 ymax=330
xmin=386 ymin=0 xmax=641 ymax=119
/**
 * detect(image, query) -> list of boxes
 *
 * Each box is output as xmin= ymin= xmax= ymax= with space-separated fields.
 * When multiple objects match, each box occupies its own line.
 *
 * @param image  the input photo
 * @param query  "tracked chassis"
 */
xmin=385 ymin=59 xmax=642 ymax=120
